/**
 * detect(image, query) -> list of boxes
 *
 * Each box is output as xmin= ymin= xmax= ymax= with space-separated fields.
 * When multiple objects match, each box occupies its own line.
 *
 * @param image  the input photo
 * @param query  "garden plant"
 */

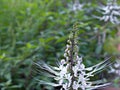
xmin=0 ymin=0 xmax=120 ymax=90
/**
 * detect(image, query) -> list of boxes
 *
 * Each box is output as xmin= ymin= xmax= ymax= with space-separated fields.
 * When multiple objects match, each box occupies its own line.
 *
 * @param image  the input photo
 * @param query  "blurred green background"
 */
xmin=0 ymin=0 xmax=120 ymax=90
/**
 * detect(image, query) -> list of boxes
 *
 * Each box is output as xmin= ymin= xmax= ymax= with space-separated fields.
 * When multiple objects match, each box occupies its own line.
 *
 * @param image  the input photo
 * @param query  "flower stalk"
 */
xmin=34 ymin=23 xmax=111 ymax=90
xmin=69 ymin=23 xmax=79 ymax=90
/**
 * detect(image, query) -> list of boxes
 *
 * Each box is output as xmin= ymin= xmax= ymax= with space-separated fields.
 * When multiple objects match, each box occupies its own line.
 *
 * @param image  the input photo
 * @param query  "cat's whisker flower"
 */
xmin=99 ymin=0 xmax=120 ymax=24
xmin=72 ymin=0 xmax=83 ymax=12
xmin=34 ymin=23 xmax=110 ymax=90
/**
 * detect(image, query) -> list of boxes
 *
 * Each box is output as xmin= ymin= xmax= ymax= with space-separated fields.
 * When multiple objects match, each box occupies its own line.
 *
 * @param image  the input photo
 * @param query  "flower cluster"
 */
xmin=99 ymin=0 xmax=120 ymax=24
xmin=53 ymin=40 xmax=109 ymax=90
xmin=109 ymin=60 xmax=120 ymax=76
xmin=72 ymin=0 xmax=83 ymax=11
xmin=34 ymin=24 xmax=110 ymax=90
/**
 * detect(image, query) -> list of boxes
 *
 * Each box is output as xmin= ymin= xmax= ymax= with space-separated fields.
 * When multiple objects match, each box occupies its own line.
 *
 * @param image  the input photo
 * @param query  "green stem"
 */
xmin=69 ymin=31 xmax=75 ymax=90
xmin=69 ymin=23 xmax=78 ymax=90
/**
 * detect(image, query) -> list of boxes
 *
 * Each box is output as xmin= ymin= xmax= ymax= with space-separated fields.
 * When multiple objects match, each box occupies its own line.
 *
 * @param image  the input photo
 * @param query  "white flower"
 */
xmin=59 ymin=64 xmax=67 ymax=78
xmin=34 ymin=25 xmax=110 ymax=90
xmin=65 ymin=73 xmax=72 ymax=87
xmin=72 ymin=0 xmax=83 ymax=11
xmin=114 ymin=62 xmax=120 ymax=68
xmin=99 ymin=0 xmax=120 ymax=24
xmin=116 ymin=70 xmax=120 ymax=76
xmin=73 ymin=65 xmax=78 ymax=77
xmin=61 ymin=59 xmax=66 ymax=65
xmin=63 ymin=83 xmax=68 ymax=90
xmin=109 ymin=60 xmax=120 ymax=76
xmin=34 ymin=44 xmax=110 ymax=90
xmin=73 ymin=81 xmax=79 ymax=90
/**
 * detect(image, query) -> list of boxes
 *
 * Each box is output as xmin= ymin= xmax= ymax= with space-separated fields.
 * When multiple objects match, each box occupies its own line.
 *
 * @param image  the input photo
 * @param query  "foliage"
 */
xmin=0 ymin=0 xmax=120 ymax=90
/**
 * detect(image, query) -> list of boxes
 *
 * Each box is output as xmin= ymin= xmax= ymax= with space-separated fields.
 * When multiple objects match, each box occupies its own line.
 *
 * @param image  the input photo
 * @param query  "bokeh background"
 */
xmin=0 ymin=0 xmax=120 ymax=90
